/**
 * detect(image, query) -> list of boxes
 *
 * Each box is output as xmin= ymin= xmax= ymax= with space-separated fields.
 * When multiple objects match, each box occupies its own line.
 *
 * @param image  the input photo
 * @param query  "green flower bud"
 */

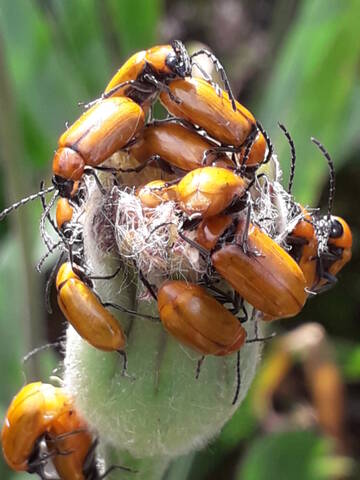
xmin=64 ymin=183 xmax=264 ymax=480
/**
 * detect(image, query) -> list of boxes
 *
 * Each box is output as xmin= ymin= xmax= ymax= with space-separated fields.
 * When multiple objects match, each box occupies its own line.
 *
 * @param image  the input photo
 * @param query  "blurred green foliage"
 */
xmin=258 ymin=0 xmax=360 ymax=205
xmin=0 ymin=0 xmax=359 ymax=479
xmin=237 ymin=431 xmax=344 ymax=480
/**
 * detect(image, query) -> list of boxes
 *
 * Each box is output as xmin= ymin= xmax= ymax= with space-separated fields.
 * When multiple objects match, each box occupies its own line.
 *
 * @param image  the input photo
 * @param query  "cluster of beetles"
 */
xmin=1 ymin=41 xmax=353 ymax=479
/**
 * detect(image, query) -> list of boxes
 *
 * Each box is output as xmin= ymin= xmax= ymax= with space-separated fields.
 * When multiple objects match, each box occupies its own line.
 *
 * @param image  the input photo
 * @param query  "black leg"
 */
xmin=195 ymin=355 xmax=205 ymax=380
xmin=104 ymin=302 xmax=159 ymax=321
xmin=232 ymin=350 xmax=241 ymax=405
xmin=100 ymin=463 xmax=136 ymax=479
xmin=143 ymin=74 xmax=182 ymax=104
xmin=117 ymin=350 xmax=128 ymax=376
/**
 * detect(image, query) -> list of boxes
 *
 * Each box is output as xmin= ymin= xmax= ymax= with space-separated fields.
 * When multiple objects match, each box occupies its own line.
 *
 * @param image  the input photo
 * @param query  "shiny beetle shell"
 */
xmin=158 ymin=280 xmax=246 ymax=356
xmin=56 ymin=262 xmax=126 ymax=352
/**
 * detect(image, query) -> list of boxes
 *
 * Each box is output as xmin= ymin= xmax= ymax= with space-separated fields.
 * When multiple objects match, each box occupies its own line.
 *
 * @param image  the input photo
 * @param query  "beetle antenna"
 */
xmin=278 ymin=123 xmax=296 ymax=194
xmin=39 ymin=180 xmax=61 ymax=237
xmin=22 ymin=340 xmax=63 ymax=365
xmin=36 ymin=240 xmax=63 ymax=273
xmin=311 ymin=137 xmax=335 ymax=219
xmin=0 ymin=185 xmax=55 ymax=221
xmin=256 ymin=121 xmax=273 ymax=165
xmin=39 ymin=190 xmax=58 ymax=251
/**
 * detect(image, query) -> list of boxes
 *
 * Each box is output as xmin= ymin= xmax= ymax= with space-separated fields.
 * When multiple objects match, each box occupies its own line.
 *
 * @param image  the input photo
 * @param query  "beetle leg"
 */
xmin=195 ymin=355 xmax=205 ymax=380
xmin=103 ymin=79 xmax=154 ymax=100
xmin=104 ymin=302 xmax=159 ymax=322
xmin=232 ymin=351 xmax=241 ymax=405
xmin=143 ymin=73 xmax=182 ymax=104
xmin=246 ymin=333 xmax=276 ymax=343
xmin=233 ymin=294 xmax=248 ymax=322
xmin=239 ymin=199 xmax=252 ymax=255
xmin=99 ymin=464 xmax=136 ymax=479
xmin=190 ymin=49 xmax=236 ymax=111
xmin=177 ymin=229 xmax=209 ymax=258
xmin=191 ymin=60 xmax=222 ymax=97
xmin=320 ymin=251 xmax=341 ymax=261
xmin=44 ymin=251 xmax=66 ymax=314
xmin=80 ymin=438 xmax=102 ymax=479
xmin=88 ymin=265 xmax=122 ymax=281
xmin=28 ymin=446 xmax=59 ymax=472
xmin=136 ymin=265 xmax=158 ymax=301
xmin=191 ymin=60 xmax=212 ymax=82
xmin=322 ymin=272 xmax=338 ymax=284
xmin=83 ymin=168 xmax=106 ymax=195
xmin=286 ymin=235 xmax=309 ymax=246
xmin=150 ymin=116 xmax=199 ymax=132
xmin=202 ymin=282 xmax=235 ymax=306
xmin=313 ymin=271 xmax=338 ymax=294
xmin=117 ymin=350 xmax=130 ymax=377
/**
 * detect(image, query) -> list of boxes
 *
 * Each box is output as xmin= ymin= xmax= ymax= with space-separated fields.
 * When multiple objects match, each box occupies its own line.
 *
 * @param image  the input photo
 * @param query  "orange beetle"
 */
xmin=176 ymin=166 xmax=247 ymax=218
xmin=104 ymin=41 xmax=191 ymax=110
xmin=284 ymin=135 xmax=352 ymax=292
xmin=56 ymin=262 xmax=126 ymax=352
xmin=285 ymin=210 xmax=352 ymax=291
xmin=45 ymin=398 xmax=94 ymax=480
xmin=210 ymin=216 xmax=307 ymax=318
xmin=1 ymin=382 xmax=69 ymax=473
xmin=137 ymin=179 xmax=178 ymax=208
xmin=159 ymin=77 xmax=266 ymax=166
xmin=301 ymin=214 xmax=352 ymax=292
xmin=262 ymin=211 xmax=352 ymax=321
xmin=158 ymin=280 xmax=246 ymax=356
xmin=52 ymin=97 xmax=145 ymax=198
xmin=128 ymin=121 xmax=232 ymax=172
xmin=318 ymin=216 xmax=352 ymax=287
